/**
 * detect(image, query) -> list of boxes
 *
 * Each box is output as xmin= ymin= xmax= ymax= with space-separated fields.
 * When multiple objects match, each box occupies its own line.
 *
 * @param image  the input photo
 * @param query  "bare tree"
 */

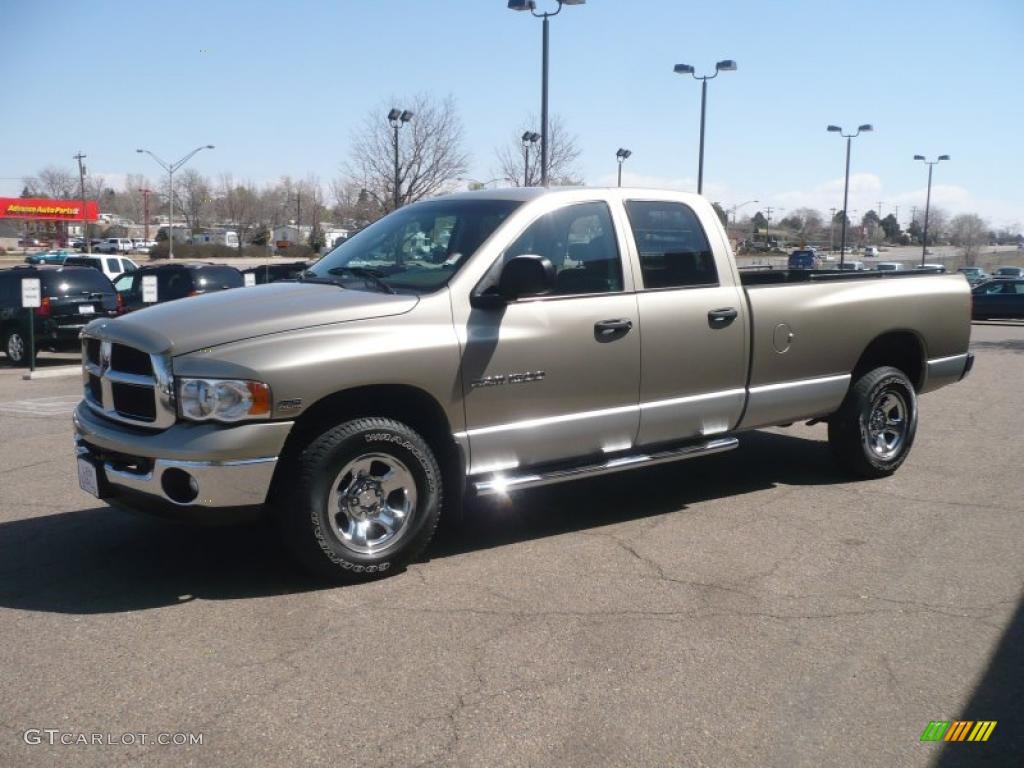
xmin=330 ymin=178 xmax=381 ymax=230
xmin=175 ymin=168 xmax=212 ymax=232
xmin=29 ymin=166 xmax=78 ymax=198
xmin=948 ymin=213 xmax=988 ymax=266
xmin=494 ymin=114 xmax=582 ymax=187
xmin=344 ymin=94 xmax=470 ymax=214
xmin=911 ymin=206 xmax=948 ymax=246
xmin=217 ymin=174 xmax=263 ymax=252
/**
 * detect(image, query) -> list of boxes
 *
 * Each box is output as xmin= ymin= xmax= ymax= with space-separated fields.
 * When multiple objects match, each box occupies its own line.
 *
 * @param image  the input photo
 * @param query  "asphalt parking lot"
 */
xmin=0 ymin=322 xmax=1021 ymax=768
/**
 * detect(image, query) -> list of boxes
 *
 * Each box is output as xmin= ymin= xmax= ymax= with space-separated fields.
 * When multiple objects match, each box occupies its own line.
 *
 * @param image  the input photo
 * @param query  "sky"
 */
xmin=2 ymin=0 xmax=1022 ymax=227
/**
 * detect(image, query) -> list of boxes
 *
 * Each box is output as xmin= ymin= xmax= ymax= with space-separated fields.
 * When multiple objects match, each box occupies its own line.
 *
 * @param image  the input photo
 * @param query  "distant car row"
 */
xmin=25 ymin=251 xmax=140 ymax=280
xmin=785 ymin=250 xmax=1024 ymax=284
xmin=72 ymin=237 xmax=157 ymax=253
xmin=0 ymin=260 xmax=312 ymax=364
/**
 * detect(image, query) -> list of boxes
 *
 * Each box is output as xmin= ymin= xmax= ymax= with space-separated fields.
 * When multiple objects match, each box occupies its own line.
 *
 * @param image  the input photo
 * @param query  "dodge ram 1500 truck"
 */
xmin=73 ymin=188 xmax=973 ymax=579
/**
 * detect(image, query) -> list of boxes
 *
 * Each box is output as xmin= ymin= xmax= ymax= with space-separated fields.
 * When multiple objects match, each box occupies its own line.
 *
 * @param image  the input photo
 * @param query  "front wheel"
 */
xmin=828 ymin=366 xmax=918 ymax=478
xmin=3 ymin=328 xmax=29 ymax=366
xmin=277 ymin=417 xmax=442 ymax=581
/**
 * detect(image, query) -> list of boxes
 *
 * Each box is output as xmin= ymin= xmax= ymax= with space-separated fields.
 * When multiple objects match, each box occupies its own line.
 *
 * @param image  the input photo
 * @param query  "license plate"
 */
xmin=77 ymin=458 xmax=100 ymax=497
xmin=78 ymin=305 xmax=95 ymax=315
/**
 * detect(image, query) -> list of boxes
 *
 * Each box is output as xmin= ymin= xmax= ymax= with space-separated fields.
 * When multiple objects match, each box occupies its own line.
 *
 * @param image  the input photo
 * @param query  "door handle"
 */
xmin=707 ymin=308 xmax=738 ymax=327
xmin=594 ymin=318 xmax=633 ymax=341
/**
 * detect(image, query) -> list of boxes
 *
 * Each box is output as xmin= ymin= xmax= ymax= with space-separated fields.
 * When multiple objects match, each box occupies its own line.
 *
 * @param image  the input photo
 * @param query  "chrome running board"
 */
xmin=472 ymin=436 xmax=739 ymax=496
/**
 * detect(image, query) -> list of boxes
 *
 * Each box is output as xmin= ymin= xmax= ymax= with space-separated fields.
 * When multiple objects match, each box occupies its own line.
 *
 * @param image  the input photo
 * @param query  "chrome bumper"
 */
xmin=72 ymin=401 xmax=289 ymax=516
xmin=75 ymin=438 xmax=277 ymax=508
xmin=921 ymin=352 xmax=973 ymax=394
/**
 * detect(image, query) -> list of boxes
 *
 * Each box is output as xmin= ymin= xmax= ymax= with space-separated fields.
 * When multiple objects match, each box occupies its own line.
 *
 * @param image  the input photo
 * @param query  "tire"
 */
xmin=277 ymin=417 xmax=442 ymax=581
xmin=828 ymin=366 xmax=918 ymax=478
xmin=3 ymin=328 xmax=29 ymax=366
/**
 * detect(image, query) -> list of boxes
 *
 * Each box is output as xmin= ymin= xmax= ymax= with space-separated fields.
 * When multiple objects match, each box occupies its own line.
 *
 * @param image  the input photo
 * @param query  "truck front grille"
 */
xmin=81 ymin=336 xmax=175 ymax=429
xmin=110 ymin=344 xmax=153 ymax=376
xmin=112 ymin=382 xmax=157 ymax=421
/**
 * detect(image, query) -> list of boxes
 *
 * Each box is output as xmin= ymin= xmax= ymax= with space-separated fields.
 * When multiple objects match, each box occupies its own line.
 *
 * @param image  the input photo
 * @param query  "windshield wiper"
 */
xmin=325 ymin=266 xmax=396 ymax=294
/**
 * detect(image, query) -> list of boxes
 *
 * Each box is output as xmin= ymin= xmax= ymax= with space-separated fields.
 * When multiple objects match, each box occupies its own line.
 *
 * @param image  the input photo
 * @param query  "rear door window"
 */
xmin=106 ymin=258 xmax=120 ymax=272
xmin=625 ymin=201 xmax=718 ymax=289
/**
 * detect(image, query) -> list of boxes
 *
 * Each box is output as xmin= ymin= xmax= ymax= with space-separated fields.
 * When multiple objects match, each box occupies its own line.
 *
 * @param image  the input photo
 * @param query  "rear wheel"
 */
xmin=828 ymin=366 xmax=918 ymax=478
xmin=3 ymin=328 xmax=29 ymax=366
xmin=277 ymin=417 xmax=442 ymax=581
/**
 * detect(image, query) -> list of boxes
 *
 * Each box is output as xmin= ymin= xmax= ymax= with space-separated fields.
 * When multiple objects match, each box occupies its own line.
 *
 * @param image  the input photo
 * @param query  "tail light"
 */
xmin=34 ymin=296 xmax=51 ymax=318
xmin=116 ymin=292 xmax=125 ymax=314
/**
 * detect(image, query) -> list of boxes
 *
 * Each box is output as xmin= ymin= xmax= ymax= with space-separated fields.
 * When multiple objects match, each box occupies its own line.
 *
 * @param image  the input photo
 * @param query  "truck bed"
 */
xmin=738 ymin=267 xmax=948 ymax=286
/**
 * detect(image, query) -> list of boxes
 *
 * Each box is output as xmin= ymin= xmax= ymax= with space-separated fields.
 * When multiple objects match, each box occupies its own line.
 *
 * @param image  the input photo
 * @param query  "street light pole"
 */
xmin=73 ymin=152 xmax=91 ymax=254
xmin=508 ymin=0 xmax=586 ymax=188
xmin=673 ymin=59 xmax=736 ymax=195
xmin=615 ymin=148 xmax=632 ymax=187
xmin=914 ymin=154 xmax=950 ymax=265
xmin=136 ymin=144 xmax=214 ymax=259
xmin=826 ymin=123 xmax=873 ymax=267
xmin=138 ymin=188 xmax=152 ymax=243
xmin=388 ymin=108 xmax=414 ymax=210
xmin=728 ymin=199 xmax=758 ymax=224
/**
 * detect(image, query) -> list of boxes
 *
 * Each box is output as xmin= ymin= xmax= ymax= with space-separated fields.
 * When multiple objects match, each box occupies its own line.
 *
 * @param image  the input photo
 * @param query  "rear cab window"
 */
xmin=624 ymin=200 xmax=718 ymax=289
xmin=42 ymin=268 xmax=115 ymax=296
xmin=194 ymin=266 xmax=244 ymax=291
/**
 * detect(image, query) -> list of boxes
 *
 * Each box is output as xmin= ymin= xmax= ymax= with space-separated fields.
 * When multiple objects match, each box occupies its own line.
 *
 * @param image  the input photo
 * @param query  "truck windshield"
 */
xmin=307 ymin=198 xmax=521 ymax=294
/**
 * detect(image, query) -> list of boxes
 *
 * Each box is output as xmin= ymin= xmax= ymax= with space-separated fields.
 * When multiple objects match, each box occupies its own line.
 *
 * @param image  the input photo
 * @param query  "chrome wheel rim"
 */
xmin=7 ymin=333 xmax=24 ymax=362
xmin=330 ymin=453 xmax=417 ymax=555
xmin=864 ymin=390 xmax=907 ymax=460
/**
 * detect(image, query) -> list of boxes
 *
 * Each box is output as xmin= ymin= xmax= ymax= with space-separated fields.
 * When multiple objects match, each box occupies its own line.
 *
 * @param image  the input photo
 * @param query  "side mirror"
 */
xmin=469 ymin=254 xmax=556 ymax=310
xmin=498 ymin=254 xmax=555 ymax=301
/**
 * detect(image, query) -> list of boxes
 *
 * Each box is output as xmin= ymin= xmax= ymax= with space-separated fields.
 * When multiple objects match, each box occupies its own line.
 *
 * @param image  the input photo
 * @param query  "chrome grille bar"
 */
xmin=80 ymin=333 xmax=176 ymax=429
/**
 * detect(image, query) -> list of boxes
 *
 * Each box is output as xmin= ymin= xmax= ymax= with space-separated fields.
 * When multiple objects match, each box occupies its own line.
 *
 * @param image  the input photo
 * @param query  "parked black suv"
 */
xmin=241 ymin=260 xmax=310 ymax=284
xmin=112 ymin=262 xmax=245 ymax=312
xmin=0 ymin=265 xmax=120 ymax=365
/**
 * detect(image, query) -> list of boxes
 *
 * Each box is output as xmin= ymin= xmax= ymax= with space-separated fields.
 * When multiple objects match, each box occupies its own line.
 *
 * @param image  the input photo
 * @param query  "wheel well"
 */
xmin=852 ymin=332 xmax=925 ymax=390
xmin=269 ymin=384 xmax=465 ymax=513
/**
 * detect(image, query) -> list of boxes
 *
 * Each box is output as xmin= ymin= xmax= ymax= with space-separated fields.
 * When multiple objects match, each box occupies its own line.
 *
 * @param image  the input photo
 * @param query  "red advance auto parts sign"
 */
xmin=0 ymin=197 xmax=99 ymax=220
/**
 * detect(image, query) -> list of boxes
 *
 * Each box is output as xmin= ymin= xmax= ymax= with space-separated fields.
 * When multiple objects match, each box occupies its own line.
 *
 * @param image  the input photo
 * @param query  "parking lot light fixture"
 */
xmin=136 ymin=145 xmax=214 ymax=260
xmin=826 ymin=124 xmax=872 ymax=267
xmin=508 ymin=0 xmax=586 ymax=187
xmin=915 ymin=154 xmax=950 ymax=265
xmin=674 ymin=59 xmax=736 ymax=194
xmin=521 ymin=131 xmax=541 ymax=186
xmin=615 ymin=148 xmax=632 ymax=187
xmin=389 ymin=109 xmax=414 ymax=210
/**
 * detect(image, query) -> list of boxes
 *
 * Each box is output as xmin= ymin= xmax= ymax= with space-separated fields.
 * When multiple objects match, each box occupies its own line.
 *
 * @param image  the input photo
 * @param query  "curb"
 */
xmin=18 ymin=366 xmax=82 ymax=380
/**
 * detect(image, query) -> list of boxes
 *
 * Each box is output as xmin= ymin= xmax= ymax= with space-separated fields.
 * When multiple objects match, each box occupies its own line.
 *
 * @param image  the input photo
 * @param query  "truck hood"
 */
xmin=85 ymin=282 xmax=419 ymax=355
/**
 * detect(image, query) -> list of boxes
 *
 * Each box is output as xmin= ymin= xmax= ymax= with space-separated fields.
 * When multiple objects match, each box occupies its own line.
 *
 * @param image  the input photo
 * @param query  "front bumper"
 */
xmin=73 ymin=402 xmax=292 ymax=523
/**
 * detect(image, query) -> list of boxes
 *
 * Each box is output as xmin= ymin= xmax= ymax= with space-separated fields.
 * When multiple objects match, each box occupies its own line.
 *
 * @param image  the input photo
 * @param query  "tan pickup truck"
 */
xmin=73 ymin=188 xmax=973 ymax=579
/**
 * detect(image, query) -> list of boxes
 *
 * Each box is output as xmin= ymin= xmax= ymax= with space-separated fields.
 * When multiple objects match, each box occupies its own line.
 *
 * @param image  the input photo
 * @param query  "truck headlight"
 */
xmin=178 ymin=378 xmax=272 ymax=422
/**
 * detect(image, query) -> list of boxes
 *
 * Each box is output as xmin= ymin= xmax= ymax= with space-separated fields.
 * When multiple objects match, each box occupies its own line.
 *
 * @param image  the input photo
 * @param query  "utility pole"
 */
xmin=830 ymin=207 xmax=837 ymax=251
xmin=764 ymin=205 xmax=778 ymax=246
xmin=138 ymin=188 xmax=152 ymax=243
xmin=893 ymin=204 xmax=899 ymax=227
xmin=73 ymin=152 xmax=91 ymax=254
